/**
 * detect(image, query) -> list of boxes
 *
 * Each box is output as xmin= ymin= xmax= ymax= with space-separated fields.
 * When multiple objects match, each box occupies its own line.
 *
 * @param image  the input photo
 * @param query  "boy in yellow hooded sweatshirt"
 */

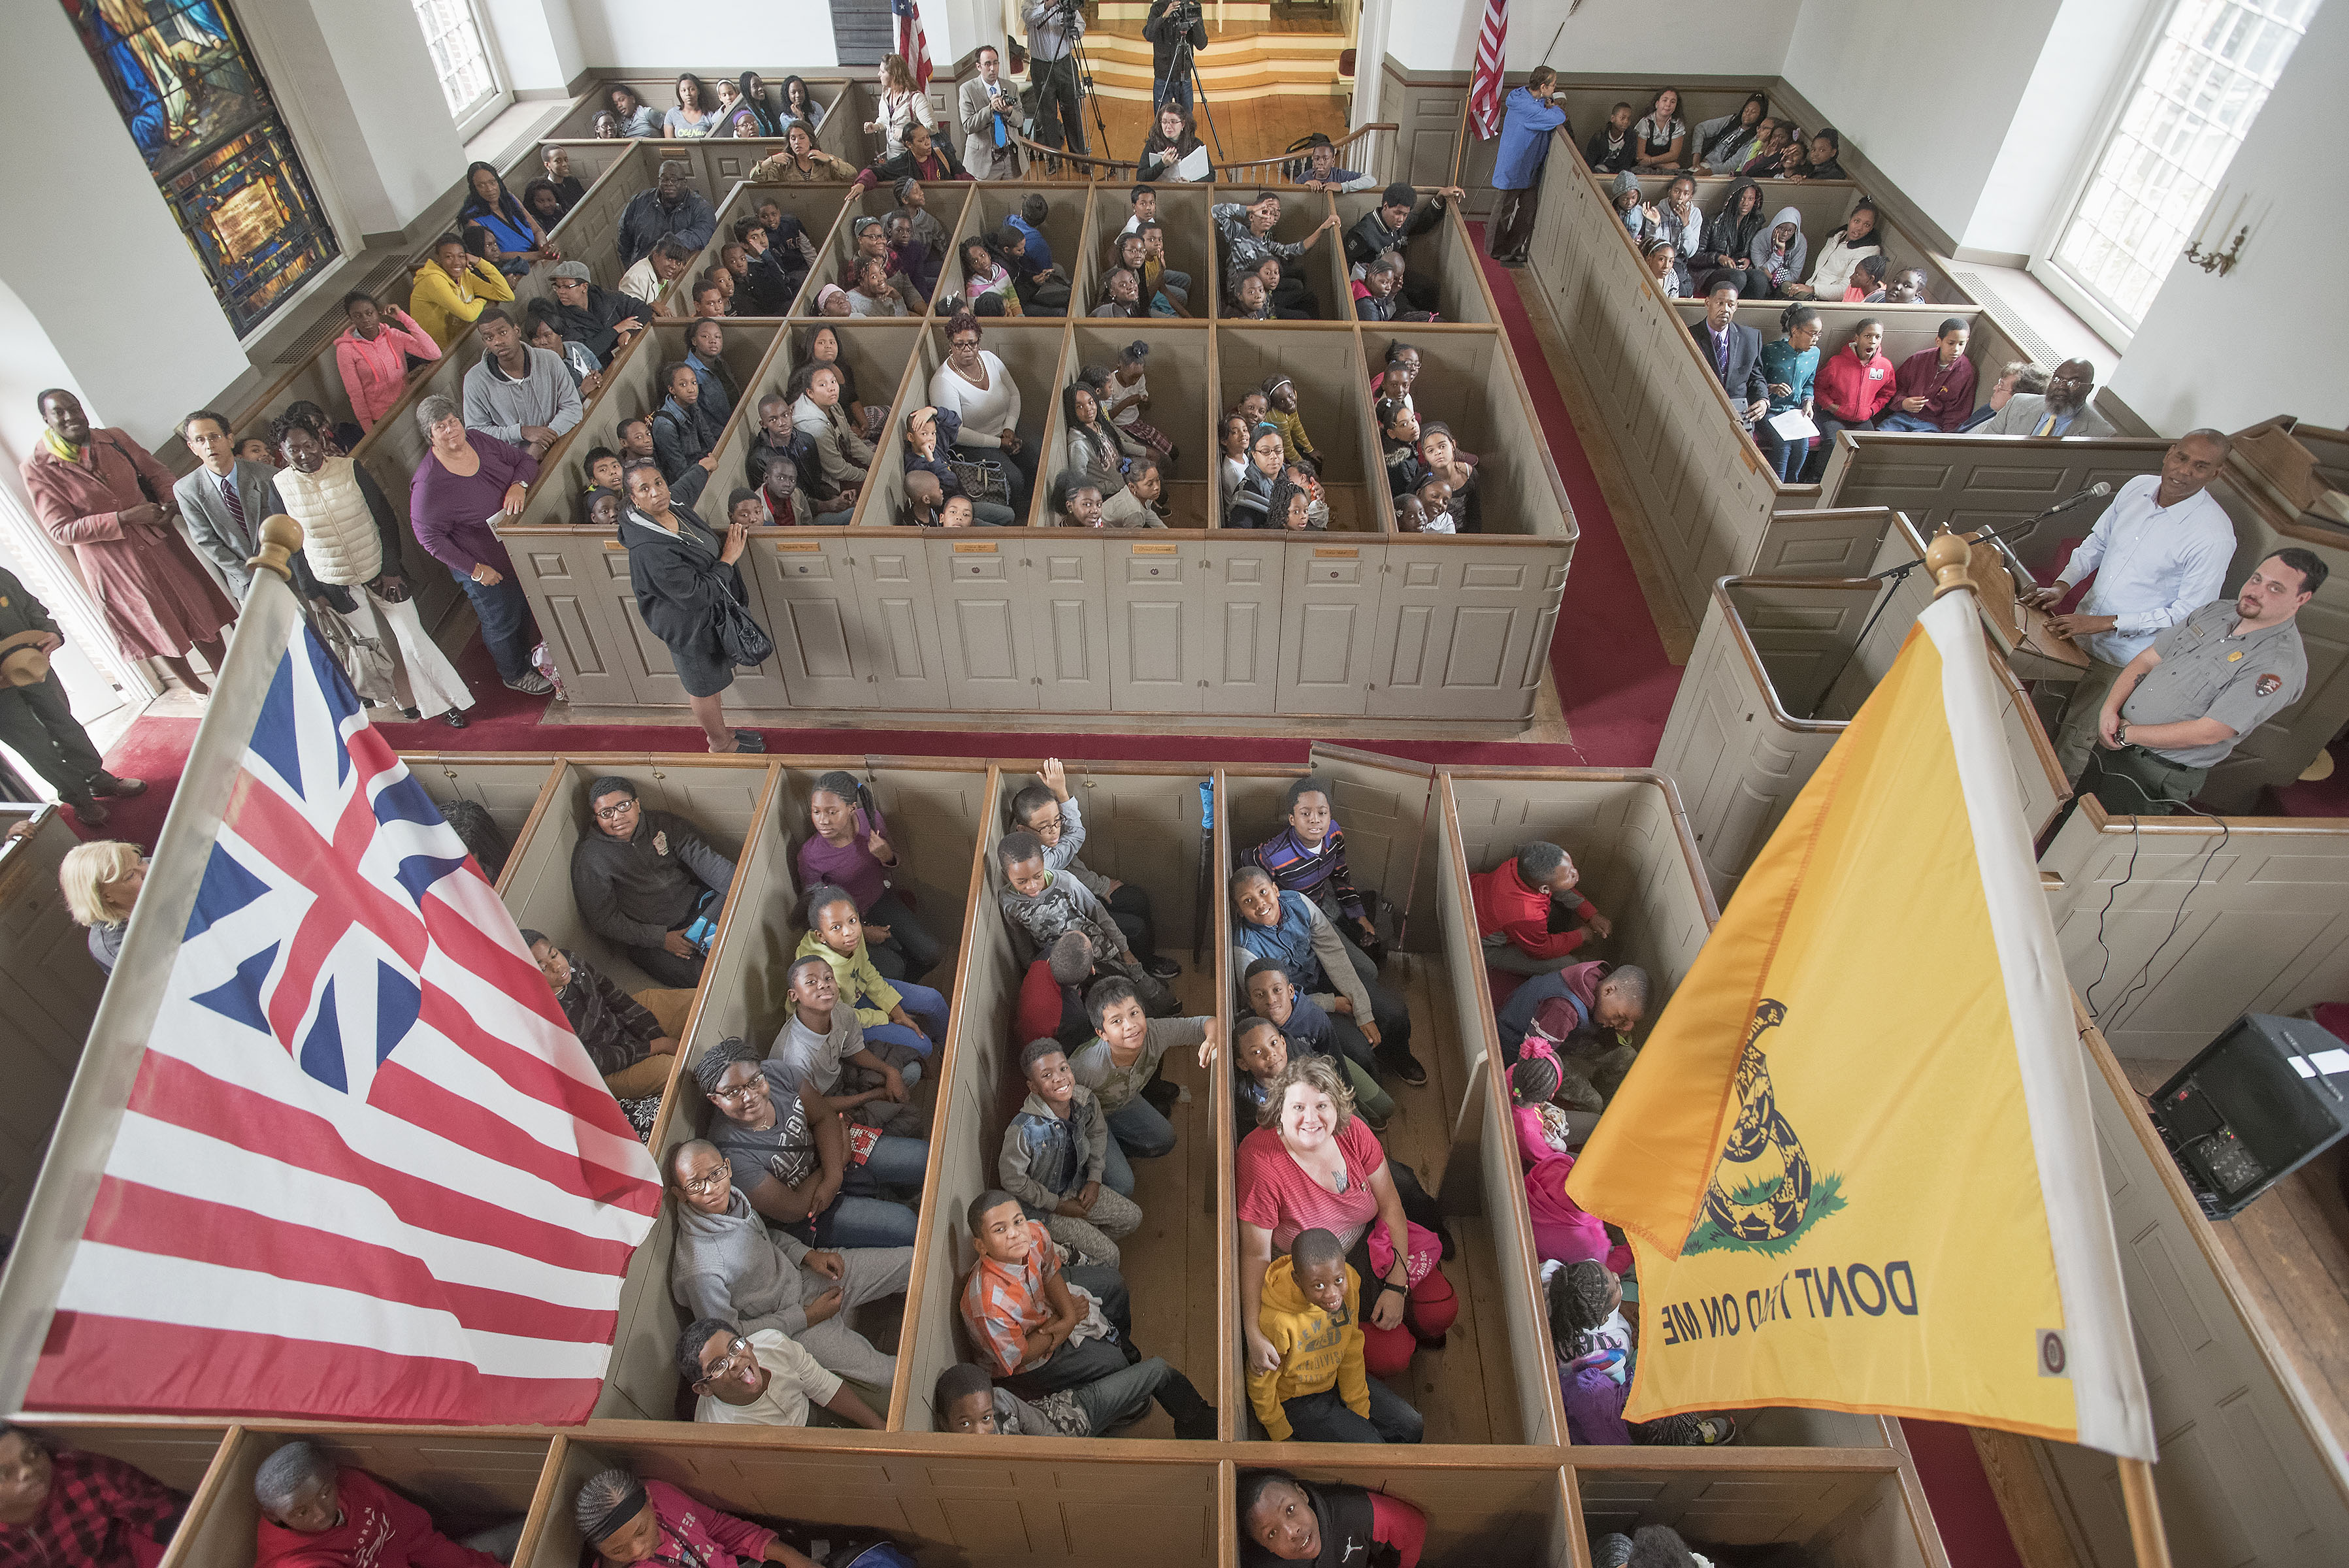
xmin=1247 ymin=1229 xmax=1425 ymax=1443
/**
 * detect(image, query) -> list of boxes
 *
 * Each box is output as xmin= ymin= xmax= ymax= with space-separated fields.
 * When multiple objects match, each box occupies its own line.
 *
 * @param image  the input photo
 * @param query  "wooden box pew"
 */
xmin=7 ymin=1420 xmax=232 ymax=1550
xmin=687 ymin=182 xmax=870 ymax=321
xmin=523 ymin=1430 xmax=1224 ymax=1568
xmin=1206 ymin=186 xmax=1347 ymax=326
xmin=402 ymin=756 xmax=568 ymax=892
xmin=1363 ymin=326 xmax=1575 ymax=543
xmin=889 ymin=763 xmax=1232 ymax=1439
xmin=1330 ymin=192 xmax=1496 ymax=327
xmin=1811 ymin=436 xmax=2349 ymax=811
xmin=540 ymin=74 xmax=865 ymax=152
xmin=789 ymin=184 xmax=927 ymax=320
xmin=1654 ymin=542 xmax=2067 ymax=902
xmin=165 ymin=1427 xmax=555 ymax=1568
xmin=0 ymin=804 xmax=109 ymax=1238
xmin=1624 ymin=173 xmax=1971 ymax=313
xmin=1669 ymin=301 xmax=2005 ymax=404
xmin=1213 ymin=324 xmax=1379 ymax=534
xmin=536 ymin=90 xmax=881 ymax=194
xmin=1226 ymin=1458 xmax=1575 ymax=1567
xmin=595 ymin=757 xmax=986 ymax=1426
xmin=2040 ymin=805 xmax=2349 ymax=1059
xmin=1569 ymin=1452 xmax=1948 ymax=1568
xmin=536 ymin=142 xmax=733 ymax=312
xmin=1086 ymin=180 xmax=1218 ymax=320
xmin=2009 ymin=1004 xmax=2349 ymax=1567
xmin=1035 ymin=320 xmax=1216 ymax=529
xmin=484 ymin=320 xmax=781 ymax=711
xmin=960 ymin=183 xmax=1099 ymax=311
xmin=1218 ymin=759 xmax=1552 ymax=1446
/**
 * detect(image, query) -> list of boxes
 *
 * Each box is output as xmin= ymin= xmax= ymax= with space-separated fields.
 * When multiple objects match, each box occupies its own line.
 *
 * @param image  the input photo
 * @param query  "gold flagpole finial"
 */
xmin=1928 ymin=528 xmax=1976 ymax=599
xmin=248 ymin=515 xmax=306 ymax=583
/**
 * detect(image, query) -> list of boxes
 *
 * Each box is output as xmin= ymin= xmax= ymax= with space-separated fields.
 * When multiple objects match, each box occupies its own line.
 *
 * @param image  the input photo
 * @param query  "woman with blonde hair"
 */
xmin=865 ymin=55 xmax=932 ymax=159
xmin=61 ymin=840 xmax=144 ymax=973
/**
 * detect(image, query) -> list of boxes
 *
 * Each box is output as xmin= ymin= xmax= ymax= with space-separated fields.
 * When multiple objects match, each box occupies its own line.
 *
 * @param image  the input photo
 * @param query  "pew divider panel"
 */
xmin=400 ymin=757 xmax=568 ymax=895
xmin=1213 ymin=768 xmax=1243 ymax=1437
xmin=1221 ymin=1453 xmax=1580 ymax=1567
xmin=1565 ymin=1449 xmax=1952 ymax=1568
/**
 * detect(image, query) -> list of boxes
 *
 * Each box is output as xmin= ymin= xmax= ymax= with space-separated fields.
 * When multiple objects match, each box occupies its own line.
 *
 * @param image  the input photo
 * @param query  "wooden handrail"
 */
xmin=998 ymin=121 xmax=1399 ymax=186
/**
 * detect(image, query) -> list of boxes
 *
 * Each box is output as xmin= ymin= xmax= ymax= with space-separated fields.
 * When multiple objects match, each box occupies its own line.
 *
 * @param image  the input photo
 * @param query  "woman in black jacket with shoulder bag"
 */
xmin=618 ymin=459 xmax=768 ymax=754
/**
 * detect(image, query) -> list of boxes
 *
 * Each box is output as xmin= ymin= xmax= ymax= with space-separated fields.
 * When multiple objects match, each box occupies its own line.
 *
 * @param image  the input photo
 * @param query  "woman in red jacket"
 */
xmin=1805 ymin=316 xmax=1898 ymax=480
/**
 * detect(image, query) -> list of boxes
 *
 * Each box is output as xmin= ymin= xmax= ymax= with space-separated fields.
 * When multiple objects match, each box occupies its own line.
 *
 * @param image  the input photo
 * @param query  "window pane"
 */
xmin=2052 ymin=0 xmax=2317 ymax=327
xmin=410 ymin=0 xmax=499 ymax=119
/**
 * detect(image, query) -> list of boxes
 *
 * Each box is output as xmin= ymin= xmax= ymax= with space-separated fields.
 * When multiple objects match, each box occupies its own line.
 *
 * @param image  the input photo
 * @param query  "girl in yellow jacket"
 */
xmin=797 ymin=884 xmax=950 ymax=1058
xmin=408 ymin=233 xmax=516 ymax=349
xmin=1247 ymin=1230 xmax=1425 ymax=1443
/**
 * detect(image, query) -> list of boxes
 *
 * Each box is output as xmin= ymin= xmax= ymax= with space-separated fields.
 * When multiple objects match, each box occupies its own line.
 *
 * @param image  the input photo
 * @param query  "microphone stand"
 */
xmin=1801 ymin=501 xmax=2101 ymax=721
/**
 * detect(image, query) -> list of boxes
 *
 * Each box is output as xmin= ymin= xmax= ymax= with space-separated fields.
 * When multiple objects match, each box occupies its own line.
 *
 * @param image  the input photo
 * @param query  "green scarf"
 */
xmin=40 ymin=427 xmax=82 ymax=464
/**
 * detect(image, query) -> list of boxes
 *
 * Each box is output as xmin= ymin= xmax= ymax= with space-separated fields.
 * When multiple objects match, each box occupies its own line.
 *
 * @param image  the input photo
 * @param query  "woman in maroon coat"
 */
xmin=21 ymin=391 xmax=235 ymax=694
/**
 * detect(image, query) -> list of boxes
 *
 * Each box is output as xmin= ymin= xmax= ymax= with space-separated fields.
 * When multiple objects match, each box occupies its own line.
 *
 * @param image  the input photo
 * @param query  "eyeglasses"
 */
xmin=951 ymin=338 xmax=980 ymax=350
xmin=697 ymin=1335 xmax=753 ymax=1384
xmin=708 ymin=1079 xmax=761 ymax=1103
xmin=594 ymin=800 xmax=637 ymax=821
xmin=678 ymin=1166 xmax=727 ymax=1195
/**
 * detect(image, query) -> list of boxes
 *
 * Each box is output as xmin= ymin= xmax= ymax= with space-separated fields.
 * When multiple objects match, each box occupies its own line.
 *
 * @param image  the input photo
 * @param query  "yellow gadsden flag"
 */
xmin=1569 ymin=579 xmax=2156 ymax=1459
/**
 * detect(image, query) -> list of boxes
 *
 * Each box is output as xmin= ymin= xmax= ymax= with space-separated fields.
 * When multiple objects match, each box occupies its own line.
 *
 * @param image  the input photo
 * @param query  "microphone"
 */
xmin=2044 ymin=481 xmax=2113 ymax=515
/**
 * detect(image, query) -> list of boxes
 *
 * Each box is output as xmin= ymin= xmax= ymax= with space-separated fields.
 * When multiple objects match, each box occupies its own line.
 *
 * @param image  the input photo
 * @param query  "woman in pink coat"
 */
xmin=21 ymin=390 xmax=235 ymax=693
xmin=333 ymin=290 xmax=442 ymax=433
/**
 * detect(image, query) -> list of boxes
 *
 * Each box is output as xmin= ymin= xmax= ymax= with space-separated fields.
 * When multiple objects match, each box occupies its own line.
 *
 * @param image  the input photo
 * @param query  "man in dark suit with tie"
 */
xmin=1688 ymin=281 xmax=1769 ymax=433
xmin=174 ymin=409 xmax=314 ymax=603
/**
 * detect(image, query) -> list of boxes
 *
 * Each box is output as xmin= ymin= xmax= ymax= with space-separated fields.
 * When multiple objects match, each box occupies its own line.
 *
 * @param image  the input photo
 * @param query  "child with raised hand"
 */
xmin=1248 ymin=1228 xmax=1424 ymax=1445
xmin=1000 ymin=1037 xmax=1142 ymax=1267
xmin=997 ymin=830 xmax=1179 ymax=1014
xmin=1010 ymin=759 xmax=1179 ymax=979
xmin=1243 ymin=958 xmax=1394 ymax=1127
xmin=1548 ymin=1259 xmax=1737 ymax=1448
xmin=959 ymin=1189 xmax=1219 ymax=1438
xmin=795 ymin=885 xmax=949 ymax=1060
xmin=797 ymin=769 xmax=939 ymax=981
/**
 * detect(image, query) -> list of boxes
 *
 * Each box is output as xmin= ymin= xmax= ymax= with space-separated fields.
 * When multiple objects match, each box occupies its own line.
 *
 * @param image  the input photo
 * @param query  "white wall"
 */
xmin=561 ymin=0 xmax=838 ymax=71
xmin=1379 ymin=0 xmax=1803 ymax=76
xmin=2107 ymin=0 xmax=2349 ymax=434
xmin=480 ymin=0 xmax=589 ymax=93
xmin=1966 ymin=0 xmax=2158 ymax=259
xmin=0 ymin=7 xmax=248 ymax=455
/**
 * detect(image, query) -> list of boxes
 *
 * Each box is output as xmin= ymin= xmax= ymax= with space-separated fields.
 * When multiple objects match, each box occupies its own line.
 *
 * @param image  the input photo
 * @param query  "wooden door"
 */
xmin=1276 ymin=540 xmax=1379 ymax=716
xmin=1029 ymin=537 xmax=1113 ymax=713
xmin=851 ymin=535 xmax=951 ymax=710
xmin=514 ymin=537 xmax=631 ymax=706
xmin=934 ymin=536 xmax=1037 ymax=711
xmin=1366 ymin=544 xmax=1565 ymax=723
xmin=1202 ymin=537 xmax=1285 ymax=715
xmin=757 ymin=534 xmax=872 ymax=710
xmin=1303 ymin=743 xmax=1437 ymax=936
xmin=1106 ymin=537 xmax=1205 ymax=713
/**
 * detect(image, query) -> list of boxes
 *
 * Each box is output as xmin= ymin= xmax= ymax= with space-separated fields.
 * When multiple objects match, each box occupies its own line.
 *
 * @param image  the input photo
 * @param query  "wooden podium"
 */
xmin=1962 ymin=531 xmax=2094 ymax=684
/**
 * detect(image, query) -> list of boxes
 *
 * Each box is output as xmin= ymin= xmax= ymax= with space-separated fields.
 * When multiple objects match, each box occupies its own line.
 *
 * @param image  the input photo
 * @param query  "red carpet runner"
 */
xmin=72 ymin=228 xmax=2018 ymax=1568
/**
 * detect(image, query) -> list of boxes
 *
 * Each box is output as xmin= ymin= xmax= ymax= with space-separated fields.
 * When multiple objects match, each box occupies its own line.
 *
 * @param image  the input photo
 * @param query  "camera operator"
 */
xmin=1024 ymin=0 xmax=1089 ymax=159
xmin=959 ymin=44 xmax=1025 ymax=179
xmin=1144 ymin=0 xmax=1208 ymax=120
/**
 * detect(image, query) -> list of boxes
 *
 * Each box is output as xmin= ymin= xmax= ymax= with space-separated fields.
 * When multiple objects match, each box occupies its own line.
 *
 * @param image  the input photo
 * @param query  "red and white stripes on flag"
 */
xmin=1470 ymin=0 xmax=1509 ymax=140
xmin=14 ymin=593 xmax=661 ymax=1425
xmin=894 ymin=0 xmax=934 ymax=93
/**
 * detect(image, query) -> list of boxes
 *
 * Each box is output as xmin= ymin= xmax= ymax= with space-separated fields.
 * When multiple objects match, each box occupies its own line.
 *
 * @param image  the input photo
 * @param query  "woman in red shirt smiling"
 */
xmin=1237 ymin=1056 xmax=1455 ymax=1380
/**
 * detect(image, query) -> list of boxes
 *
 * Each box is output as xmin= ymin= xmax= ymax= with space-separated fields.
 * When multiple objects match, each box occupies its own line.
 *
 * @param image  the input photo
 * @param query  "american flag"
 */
xmin=11 ymin=600 xmax=661 ymax=1424
xmin=893 ymin=0 xmax=934 ymax=93
xmin=1469 ymin=0 xmax=1509 ymax=140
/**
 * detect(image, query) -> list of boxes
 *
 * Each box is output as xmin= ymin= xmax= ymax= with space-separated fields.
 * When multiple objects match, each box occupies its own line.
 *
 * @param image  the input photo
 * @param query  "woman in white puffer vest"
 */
xmin=271 ymin=420 xmax=475 ymax=726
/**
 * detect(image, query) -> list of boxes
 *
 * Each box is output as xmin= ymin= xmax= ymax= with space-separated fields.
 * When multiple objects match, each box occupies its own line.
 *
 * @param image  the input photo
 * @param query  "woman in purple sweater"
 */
xmin=407 ymin=394 xmax=553 ymax=693
xmin=795 ymin=768 xmax=940 ymax=981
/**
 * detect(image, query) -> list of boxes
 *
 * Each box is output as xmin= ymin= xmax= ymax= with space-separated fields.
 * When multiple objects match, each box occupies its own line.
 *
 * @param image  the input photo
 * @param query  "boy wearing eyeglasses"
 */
xmin=681 ymin=1316 xmax=885 ymax=1428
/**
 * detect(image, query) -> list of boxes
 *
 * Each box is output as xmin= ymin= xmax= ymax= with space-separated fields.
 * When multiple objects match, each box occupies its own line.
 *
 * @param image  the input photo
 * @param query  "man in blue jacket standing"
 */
xmin=1488 ymin=67 xmax=1571 ymax=267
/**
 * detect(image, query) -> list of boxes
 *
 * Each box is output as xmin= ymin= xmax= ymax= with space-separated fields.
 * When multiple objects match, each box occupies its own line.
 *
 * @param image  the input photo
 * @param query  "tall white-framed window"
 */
xmin=410 ymin=0 xmax=510 ymax=137
xmin=2041 ymin=0 xmax=2318 ymax=338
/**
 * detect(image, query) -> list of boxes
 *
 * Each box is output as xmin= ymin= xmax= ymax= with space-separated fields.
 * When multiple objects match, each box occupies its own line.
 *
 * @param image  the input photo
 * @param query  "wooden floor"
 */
xmin=2122 ymin=1056 xmax=2349 ymax=1467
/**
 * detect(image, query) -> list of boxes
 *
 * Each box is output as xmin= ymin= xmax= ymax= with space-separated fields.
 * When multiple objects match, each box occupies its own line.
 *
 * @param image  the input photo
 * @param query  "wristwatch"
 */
xmin=2114 ymin=720 xmax=2129 ymax=746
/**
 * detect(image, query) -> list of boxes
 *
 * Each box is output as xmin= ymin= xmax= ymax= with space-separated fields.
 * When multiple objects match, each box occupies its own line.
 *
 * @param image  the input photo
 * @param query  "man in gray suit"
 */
xmin=174 ymin=409 xmax=313 ymax=602
xmin=959 ymin=44 xmax=1025 ymax=181
xmin=1975 ymin=358 xmax=2118 ymax=438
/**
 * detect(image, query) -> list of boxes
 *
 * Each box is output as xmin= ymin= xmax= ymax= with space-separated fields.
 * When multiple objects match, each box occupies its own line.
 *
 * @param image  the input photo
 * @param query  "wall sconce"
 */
xmin=2183 ymin=225 xmax=2248 ymax=277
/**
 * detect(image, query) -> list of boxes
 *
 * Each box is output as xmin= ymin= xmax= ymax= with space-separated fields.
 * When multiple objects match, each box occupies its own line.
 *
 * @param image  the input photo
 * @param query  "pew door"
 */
xmin=1303 ymin=744 xmax=1437 ymax=945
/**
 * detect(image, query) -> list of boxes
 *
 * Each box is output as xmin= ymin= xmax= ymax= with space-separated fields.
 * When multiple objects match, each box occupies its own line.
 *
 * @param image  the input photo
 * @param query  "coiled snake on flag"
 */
xmin=1701 ymin=999 xmax=1813 ymax=1243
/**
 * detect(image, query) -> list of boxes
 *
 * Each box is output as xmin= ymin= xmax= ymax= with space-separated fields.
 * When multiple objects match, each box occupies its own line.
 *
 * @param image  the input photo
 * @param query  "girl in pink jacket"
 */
xmin=333 ymin=291 xmax=442 ymax=432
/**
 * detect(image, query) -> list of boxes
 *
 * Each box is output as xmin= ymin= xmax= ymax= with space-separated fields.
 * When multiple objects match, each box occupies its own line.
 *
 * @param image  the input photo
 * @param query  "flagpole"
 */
xmin=1931 ymin=529 xmax=2176 ymax=1568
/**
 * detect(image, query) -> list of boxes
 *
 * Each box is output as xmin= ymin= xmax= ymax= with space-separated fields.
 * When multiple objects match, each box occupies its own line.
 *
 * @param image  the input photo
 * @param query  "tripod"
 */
xmin=1157 ymin=6 xmax=1223 ymax=160
xmin=1047 ymin=0 xmax=1117 ymax=170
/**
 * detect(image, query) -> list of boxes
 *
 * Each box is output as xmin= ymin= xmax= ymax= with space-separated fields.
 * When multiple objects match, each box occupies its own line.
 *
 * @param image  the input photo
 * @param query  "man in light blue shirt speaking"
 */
xmin=2026 ymin=429 xmax=2237 ymax=781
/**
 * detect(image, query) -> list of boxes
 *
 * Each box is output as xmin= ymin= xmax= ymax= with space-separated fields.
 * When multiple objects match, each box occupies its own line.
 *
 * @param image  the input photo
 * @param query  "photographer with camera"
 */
xmin=959 ymin=44 xmax=1026 ymax=180
xmin=1024 ymin=0 xmax=1089 ymax=159
xmin=1144 ymin=0 xmax=1208 ymax=119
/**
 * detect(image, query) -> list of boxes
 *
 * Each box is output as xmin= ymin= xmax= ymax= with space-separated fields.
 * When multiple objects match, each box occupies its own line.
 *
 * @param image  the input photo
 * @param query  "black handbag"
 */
xmin=712 ymin=592 xmax=774 ymax=668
